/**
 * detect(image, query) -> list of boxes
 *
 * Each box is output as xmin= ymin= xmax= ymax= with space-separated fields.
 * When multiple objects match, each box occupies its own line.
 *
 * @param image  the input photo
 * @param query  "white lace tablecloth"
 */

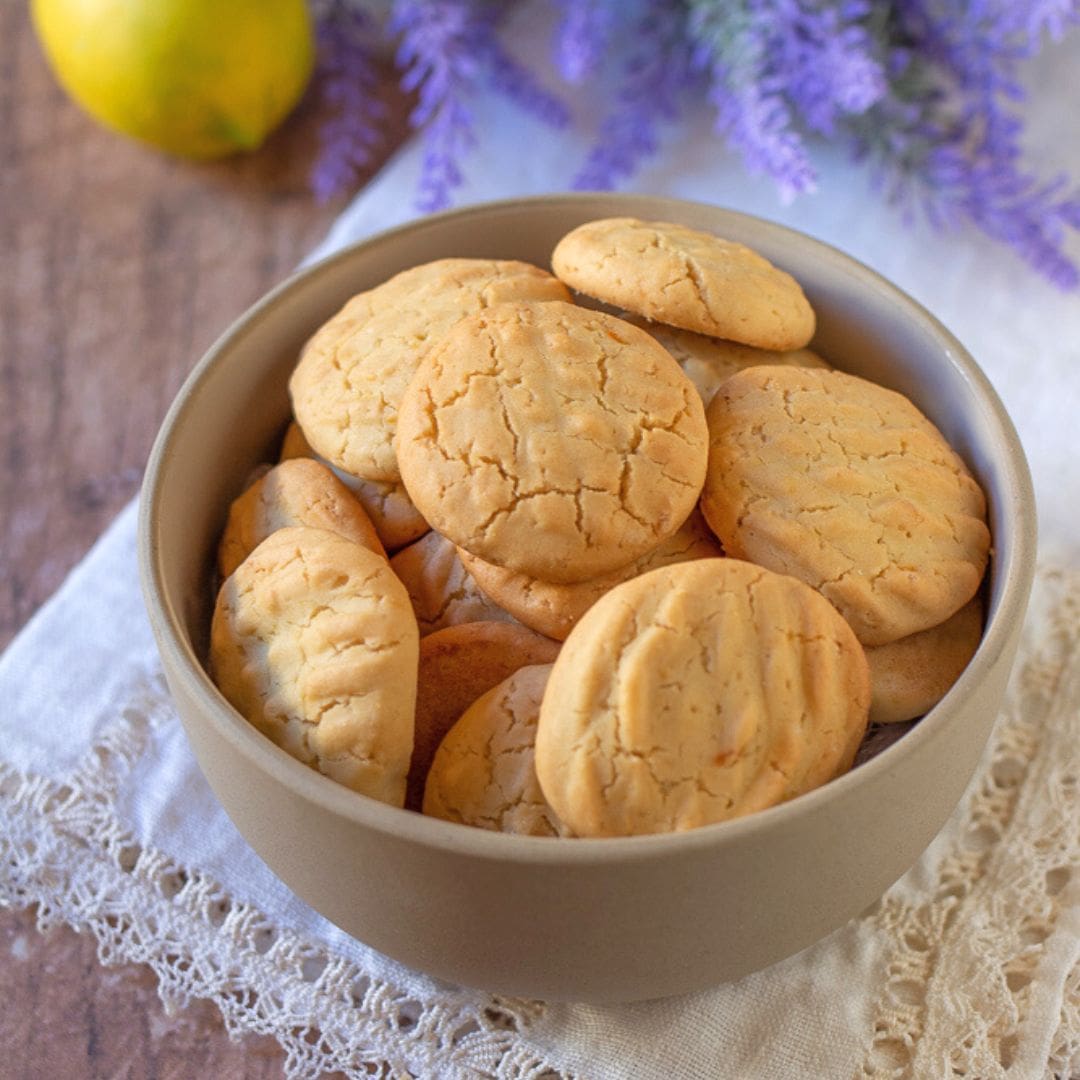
xmin=3 ymin=12 xmax=1079 ymax=1078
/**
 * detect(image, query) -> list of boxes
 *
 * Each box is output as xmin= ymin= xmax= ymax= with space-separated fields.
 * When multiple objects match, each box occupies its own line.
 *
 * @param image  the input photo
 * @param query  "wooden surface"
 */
xmin=0 ymin=5 xmax=412 ymax=1075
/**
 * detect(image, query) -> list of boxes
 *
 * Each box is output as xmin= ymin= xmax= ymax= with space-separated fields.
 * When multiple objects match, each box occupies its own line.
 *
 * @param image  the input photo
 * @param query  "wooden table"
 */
xmin=0 ymin=7 xmax=411 ymax=1074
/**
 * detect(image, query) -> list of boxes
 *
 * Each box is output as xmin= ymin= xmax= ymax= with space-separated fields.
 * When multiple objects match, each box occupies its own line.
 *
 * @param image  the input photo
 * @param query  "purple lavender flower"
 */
xmin=845 ymin=0 xmax=1080 ymax=288
xmin=690 ymin=1 xmax=819 ymax=199
xmin=391 ymin=0 xmax=485 ymax=212
xmin=552 ymin=0 xmax=619 ymax=84
xmin=574 ymin=1 xmax=701 ymax=190
xmin=390 ymin=0 xmax=569 ymax=212
xmin=310 ymin=1 xmax=388 ymax=203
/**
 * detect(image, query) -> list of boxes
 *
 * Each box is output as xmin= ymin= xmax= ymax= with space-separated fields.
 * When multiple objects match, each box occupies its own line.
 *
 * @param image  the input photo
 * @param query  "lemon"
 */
xmin=31 ymin=0 xmax=315 ymax=159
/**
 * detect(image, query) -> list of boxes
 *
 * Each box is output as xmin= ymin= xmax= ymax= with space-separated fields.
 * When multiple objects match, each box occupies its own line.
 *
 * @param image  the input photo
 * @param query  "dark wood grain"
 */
xmin=0 ymin=4 xmax=412 ymax=1075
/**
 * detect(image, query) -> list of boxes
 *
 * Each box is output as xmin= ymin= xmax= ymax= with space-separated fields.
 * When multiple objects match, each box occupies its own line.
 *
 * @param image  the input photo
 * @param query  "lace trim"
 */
xmin=859 ymin=567 xmax=1080 ymax=1080
xmin=0 ymin=682 xmax=567 ymax=1080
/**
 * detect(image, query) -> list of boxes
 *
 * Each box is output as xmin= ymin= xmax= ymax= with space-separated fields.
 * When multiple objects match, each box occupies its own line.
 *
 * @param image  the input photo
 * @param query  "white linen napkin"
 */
xmin=3 ymin=8 xmax=1079 ymax=1077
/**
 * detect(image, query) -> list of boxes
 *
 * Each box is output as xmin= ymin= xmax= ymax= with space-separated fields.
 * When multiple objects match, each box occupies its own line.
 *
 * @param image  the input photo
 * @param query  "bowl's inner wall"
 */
xmin=154 ymin=195 xmax=1015 ymax=712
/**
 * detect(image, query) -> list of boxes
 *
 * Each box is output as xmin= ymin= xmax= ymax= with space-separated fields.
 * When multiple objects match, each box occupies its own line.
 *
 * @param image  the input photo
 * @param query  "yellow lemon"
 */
xmin=31 ymin=0 xmax=315 ymax=159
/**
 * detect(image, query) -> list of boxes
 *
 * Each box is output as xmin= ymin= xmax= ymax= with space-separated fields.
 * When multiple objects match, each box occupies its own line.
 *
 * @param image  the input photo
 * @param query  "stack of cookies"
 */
xmin=208 ymin=218 xmax=991 ymax=839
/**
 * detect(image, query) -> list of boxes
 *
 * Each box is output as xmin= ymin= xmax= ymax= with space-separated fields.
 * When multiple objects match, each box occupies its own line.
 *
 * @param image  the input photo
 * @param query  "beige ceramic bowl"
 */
xmin=138 ymin=194 xmax=1036 ymax=1003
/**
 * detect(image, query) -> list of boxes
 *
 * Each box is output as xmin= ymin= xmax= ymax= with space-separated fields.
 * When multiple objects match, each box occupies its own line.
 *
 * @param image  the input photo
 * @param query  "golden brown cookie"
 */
xmin=700 ymin=365 xmax=991 ymax=646
xmin=217 ymin=458 xmax=385 ymax=580
xmin=406 ymin=621 xmax=561 ymax=811
xmin=630 ymin=317 xmax=830 ymax=405
xmin=534 ymin=558 xmax=870 ymax=837
xmin=551 ymin=217 xmax=815 ymax=350
xmin=279 ymin=420 xmax=429 ymax=552
xmin=389 ymin=530 xmax=517 ymax=636
xmin=210 ymin=527 xmax=419 ymax=807
xmin=288 ymin=259 xmax=570 ymax=483
xmin=457 ymin=508 xmax=724 ymax=641
xmin=865 ymin=595 xmax=983 ymax=724
xmin=394 ymin=300 xmax=708 ymax=584
xmin=422 ymin=664 xmax=566 ymax=837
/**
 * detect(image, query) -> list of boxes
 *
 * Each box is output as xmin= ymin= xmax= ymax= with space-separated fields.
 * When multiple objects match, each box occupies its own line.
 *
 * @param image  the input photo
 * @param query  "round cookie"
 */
xmin=457 ymin=508 xmax=724 ymax=641
xmin=701 ymin=365 xmax=991 ymax=646
xmin=407 ymin=621 xmax=561 ymax=812
xmin=389 ymin=530 xmax=518 ymax=636
xmin=552 ymin=217 xmax=815 ymax=350
xmin=629 ymin=317 xmax=830 ymax=405
xmin=217 ymin=457 xmax=385 ymax=580
xmin=865 ymin=595 xmax=984 ymax=724
xmin=394 ymin=300 xmax=708 ymax=584
xmin=423 ymin=664 xmax=566 ymax=837
xmin=288 ymin=258 xmax=570 ymax=483
xmin=534 ymin=558 xmax=870 ymax=837
xmin=210 ymin=527 xmax=419 ymax=807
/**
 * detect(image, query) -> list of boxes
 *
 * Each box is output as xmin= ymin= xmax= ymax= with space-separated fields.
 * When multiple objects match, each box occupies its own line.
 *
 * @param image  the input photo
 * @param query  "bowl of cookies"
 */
xmin=139 ymin=194 xmax=1035 ymax=1003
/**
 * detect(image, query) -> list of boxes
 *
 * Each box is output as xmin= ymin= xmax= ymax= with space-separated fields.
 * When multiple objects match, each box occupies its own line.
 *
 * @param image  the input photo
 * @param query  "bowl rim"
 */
xmin=138 ymin=192 xmax=1037 ymax=867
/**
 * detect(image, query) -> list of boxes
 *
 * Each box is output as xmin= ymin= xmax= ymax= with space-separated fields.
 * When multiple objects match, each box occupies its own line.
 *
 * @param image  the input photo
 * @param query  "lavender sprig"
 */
xmin=310 ymin=1 xmax=388 ymax=203
xmin=573 ymin=1 xmax=701 ymax=190
xmin=846 ymin=1 xmax=1080 ymax=288
xmin=390 ymin=0 xmax=485 ymax=212
xmin=551 ymin=0 xmax=619 ymax=84
xmin=389 ymin=0 xmax=569 ymax=212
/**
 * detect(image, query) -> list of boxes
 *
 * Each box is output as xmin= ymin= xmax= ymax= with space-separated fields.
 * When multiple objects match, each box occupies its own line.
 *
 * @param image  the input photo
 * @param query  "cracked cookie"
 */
xmin=700 ymin=365 xmax=990 ymax=646
xmin=390 ymin=530 xmax=518 ymax=636
xmin=865 ymin=595 xmax=983 ymax=724
xmin=533 ymin=558 xmax=870 ymax=836
xmin=407 ymin=621 xmax=561 ymax=811
xmin=288 ymin=258 xmax=570 ymax=484
xmin=629 ymin=318 xmax=830 ymax=406
xmin=217 ymin=457 xmax=385 ymax=580
xmin=280 ymin=420 xmax=429 ymax=552
xmin=394 ymin=300 xmax=709 ymax=584
xmin=456 ymin=507 xmax=724 ymax=641
xmin=551 ymin=217 xmax=815 ymax=350
xmin=210 ymin=526 xmax=419 ymax=807
xmin=422 ymin=663 xmax=567 ymax=837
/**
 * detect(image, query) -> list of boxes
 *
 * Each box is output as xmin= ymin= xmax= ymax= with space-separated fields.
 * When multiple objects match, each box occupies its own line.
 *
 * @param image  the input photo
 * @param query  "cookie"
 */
xmin=457 ymin=507 xmax=724 ymax=641
xmin=288 ymin=259 xmax=570 ymax=483
xmin=422 ymin=664 xmax=566 ymax=837
xmin=394 ymin=300 xmax=708 ymax=584
xmin=210 ymin=527 xmax=419 ymax=807
xmin=700 ymin=365 xmax=990 ymax=646
xmin=407 ymin=621 xmax=561 ymax=811
xmin=551 ymin=217 xmax=815 ymax=350
xmin=630 ymin=318 xmax=830 ymax=405
xmin=389 ymin=530 xmax=517 ymax=636
xmin=217 ymin=457 xmax=385 ymax=580
xmin=865 ymin=595 xmax=983 ymax=724
xmin=534 ymin=558 xmax=870 ymax=837
xmin=279 ymin=421 xmax=429 ymax=552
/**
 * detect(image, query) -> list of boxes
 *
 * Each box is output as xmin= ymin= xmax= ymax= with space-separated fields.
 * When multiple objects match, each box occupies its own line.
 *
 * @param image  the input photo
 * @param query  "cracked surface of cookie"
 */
xmin=288 ymin=259 xmax=570 ymax=483
xmin=279 ymin=420 xmax=429 ymax=551
xmin=394 ymin=300 xmax=708 ymax=584
xmin=629 ymin=317 xmax=830 ymax=406
xmin=390 ymin=530 xmax=517 ymax=636
xmin=217 ymin=457 xmax=385 ymax=580
xmin=552 ymin=217 xmax=815 ymax=350
xmin=701 ymin=365 xmax=991 ymax=646
xmin=457 ymin=508 xmax=723 ymax=641
xmin=866 ymin=595 xmax=983 ymax=724
xmin=209 ymin=526 xmax=419 ymax=807
xmin=423 ymin=664 xmax=567 ymax=837
xmin=406 ymin=621 xmax=561 ymax=812
xmin=534 ymin=558 xmax=870 ymax=837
